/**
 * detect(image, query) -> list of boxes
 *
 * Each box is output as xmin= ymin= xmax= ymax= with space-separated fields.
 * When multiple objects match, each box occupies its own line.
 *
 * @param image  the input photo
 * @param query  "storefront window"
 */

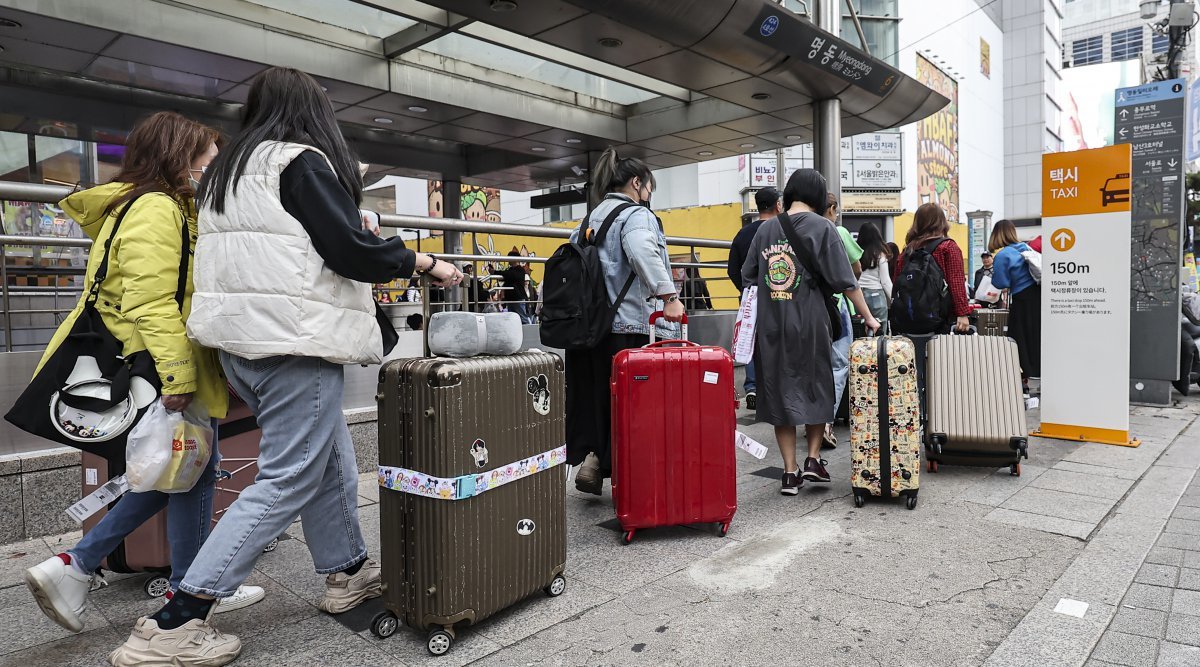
xmin=0 ymin=131 xmax=30 ymax=182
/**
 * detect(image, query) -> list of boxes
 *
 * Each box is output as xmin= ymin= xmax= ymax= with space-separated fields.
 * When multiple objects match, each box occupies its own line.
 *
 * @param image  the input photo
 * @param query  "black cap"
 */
xmin=755 ymin=187 xmax=781 ymax=213
xmin=980 ymin=252 xmax=992 ymax=259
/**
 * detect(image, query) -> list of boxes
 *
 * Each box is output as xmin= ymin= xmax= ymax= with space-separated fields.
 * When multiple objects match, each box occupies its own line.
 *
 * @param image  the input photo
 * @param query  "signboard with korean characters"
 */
xmin=739 ymin=133 xmax=903 ymax=190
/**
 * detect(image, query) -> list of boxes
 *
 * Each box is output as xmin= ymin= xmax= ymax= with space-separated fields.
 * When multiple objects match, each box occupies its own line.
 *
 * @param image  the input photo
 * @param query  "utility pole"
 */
xmin=814 ymin=0 xmax=843 ymax=214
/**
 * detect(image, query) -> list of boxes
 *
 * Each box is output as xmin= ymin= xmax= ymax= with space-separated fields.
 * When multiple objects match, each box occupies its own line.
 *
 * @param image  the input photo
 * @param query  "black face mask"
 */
xmin=639 ymin=197 xmax=651 ymax=208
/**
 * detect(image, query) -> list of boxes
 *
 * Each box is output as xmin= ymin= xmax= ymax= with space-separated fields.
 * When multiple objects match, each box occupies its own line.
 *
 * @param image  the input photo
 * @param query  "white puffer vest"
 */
xmin=188 ymin=141 xmax=383 ymax=365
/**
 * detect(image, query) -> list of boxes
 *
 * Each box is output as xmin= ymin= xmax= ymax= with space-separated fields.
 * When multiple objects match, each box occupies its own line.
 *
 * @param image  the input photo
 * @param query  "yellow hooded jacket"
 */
xmin=34 ymin=183 xmax=228 ymax=419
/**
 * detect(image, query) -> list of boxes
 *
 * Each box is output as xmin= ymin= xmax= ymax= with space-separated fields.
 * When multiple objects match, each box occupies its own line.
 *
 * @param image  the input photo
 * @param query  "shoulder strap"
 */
xmin=87 ymin=193 xmax=190 ymax=312
xmin=589 ymin=201 xmax=638 ymax=247
xmin=777 ymin=213 xmax=829 ymax=291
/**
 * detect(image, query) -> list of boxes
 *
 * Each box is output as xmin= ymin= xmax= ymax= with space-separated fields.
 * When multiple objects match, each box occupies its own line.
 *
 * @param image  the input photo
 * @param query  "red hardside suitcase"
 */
xmin=610 ymin=314 xmax=737 ymax=544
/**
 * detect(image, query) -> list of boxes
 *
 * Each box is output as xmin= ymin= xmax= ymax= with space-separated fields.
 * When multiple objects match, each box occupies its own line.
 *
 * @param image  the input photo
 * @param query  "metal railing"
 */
xmin=0 ymin=181 xmax=737 ymax=349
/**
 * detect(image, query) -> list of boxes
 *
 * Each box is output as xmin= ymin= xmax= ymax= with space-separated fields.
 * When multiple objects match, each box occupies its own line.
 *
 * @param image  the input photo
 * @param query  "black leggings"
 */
xmin=564 ymin=333 xmax=648 ymax=476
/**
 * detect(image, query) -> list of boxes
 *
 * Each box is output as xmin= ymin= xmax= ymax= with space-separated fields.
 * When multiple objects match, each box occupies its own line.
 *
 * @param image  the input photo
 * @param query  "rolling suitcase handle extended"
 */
xmin=647 ymin=311 xmax=689 ymax=345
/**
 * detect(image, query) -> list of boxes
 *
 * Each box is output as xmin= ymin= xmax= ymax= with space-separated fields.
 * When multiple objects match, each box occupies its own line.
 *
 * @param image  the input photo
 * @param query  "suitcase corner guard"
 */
xmin=378 ymin=444 xmax=566 ymax=500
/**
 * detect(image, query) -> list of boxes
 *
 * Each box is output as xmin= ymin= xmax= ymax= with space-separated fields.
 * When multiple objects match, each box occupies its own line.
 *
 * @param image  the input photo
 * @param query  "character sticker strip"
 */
xmin=378 ymin=444 xmax=566 ymax=501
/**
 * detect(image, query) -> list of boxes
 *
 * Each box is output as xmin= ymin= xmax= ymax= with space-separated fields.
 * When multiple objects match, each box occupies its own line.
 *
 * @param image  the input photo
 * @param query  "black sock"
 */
xmin=342 ymin=557 xmax=367 ymax=576
xmin=150 ymin=591 xmax=214 ymax=629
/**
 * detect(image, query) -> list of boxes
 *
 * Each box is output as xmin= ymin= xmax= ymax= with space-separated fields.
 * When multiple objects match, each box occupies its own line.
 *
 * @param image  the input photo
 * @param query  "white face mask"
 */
xmin=189 ymin=166 xmax=206 ymax=191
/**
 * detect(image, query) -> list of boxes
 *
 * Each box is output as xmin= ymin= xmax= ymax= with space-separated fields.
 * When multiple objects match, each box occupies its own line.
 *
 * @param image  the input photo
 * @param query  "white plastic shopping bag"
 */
xmin=974 ymin=273 xmax=1001 ymax=304
xmin=125 ymin=400 xmax=212 ymax=493
xmin=732 ymin=286 xmax=757 ymax=365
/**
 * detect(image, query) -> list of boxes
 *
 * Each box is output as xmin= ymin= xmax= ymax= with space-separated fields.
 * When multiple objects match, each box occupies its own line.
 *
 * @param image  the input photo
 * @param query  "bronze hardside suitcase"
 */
xmin=925 ymin=334 xmax=1029 ymax=475
xmin=373 ymin=351 xmax=567 ymax=656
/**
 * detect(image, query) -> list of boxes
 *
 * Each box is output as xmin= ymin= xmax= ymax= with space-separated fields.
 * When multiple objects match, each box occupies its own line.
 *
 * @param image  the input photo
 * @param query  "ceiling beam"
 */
xmin=383 ymin=15 xmax=473 ymax=58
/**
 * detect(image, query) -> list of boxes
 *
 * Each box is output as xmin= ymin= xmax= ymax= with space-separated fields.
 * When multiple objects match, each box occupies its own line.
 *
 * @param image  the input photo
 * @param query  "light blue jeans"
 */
xmin=832 ymin=301 xmax=853 ymax=414
xmin=71 ymin=422 xmax=220 ymax=591
xmin=178 ymin=353 xmax=366 ymax=598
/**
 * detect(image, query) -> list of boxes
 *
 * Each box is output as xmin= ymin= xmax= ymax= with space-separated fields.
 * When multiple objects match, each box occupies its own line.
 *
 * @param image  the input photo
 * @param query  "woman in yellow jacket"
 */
xmin=23 ymin=112 xmax=263 ymax=637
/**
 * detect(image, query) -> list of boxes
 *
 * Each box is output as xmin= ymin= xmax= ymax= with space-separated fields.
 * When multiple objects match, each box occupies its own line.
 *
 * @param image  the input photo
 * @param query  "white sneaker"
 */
xmin=24 ymin=555 xmax=95 ymax=633
xmin=318 ymin=559 xmax=381 ymax=614
xmin=214 ymin=585 xmax=265 ymax=614
xmin=109 ymin=612 xmax=241 ymax=667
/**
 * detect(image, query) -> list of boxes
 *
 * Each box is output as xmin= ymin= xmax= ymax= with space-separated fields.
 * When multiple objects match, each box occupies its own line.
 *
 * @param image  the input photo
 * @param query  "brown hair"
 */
xmin=108 ymin=111 xmax=220 ymax=213
xmin=905 ymin=202 xmax=949 ymax=251
xmin=988 ymin=219 xmax=1020 ymax=253
xmin=824 ymin=191 xmax=838 ymax=221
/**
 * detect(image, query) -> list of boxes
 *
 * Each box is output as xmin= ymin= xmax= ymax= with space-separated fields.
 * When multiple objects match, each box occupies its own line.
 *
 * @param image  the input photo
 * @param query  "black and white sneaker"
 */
xmin=780 ymin=470 xmax=802 ymax=496
xmin=802 ymin=457 xmax=831 ymax=483
xmin=745 ymin=392 xmax=756 ymax=410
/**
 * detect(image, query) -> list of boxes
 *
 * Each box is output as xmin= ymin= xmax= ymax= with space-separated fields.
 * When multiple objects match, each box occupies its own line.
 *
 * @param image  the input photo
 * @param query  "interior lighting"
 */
xmin=565 ymin=138 xmax=582 ymax=144
xmin=407 ymin=105 xmax=428 ymax=113
xmin=751 ymin=92 xmax=771 ymax=100
xmin=698 ymin=151 xmax=714 ymax=156
xmin=490 ymin=0 xmax=519 ymax=12
xmin=373 ymin=117 xmax=394 ymax=124
xmin=598 ymin=37 xmax=623 ymax=48
xmin=0 ymin=18 xmax=21 ymax=28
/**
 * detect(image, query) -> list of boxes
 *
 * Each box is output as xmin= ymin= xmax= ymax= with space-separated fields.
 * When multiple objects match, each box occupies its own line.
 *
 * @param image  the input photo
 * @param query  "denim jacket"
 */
xmin=570 ymin=194 xmax=679 ymax=337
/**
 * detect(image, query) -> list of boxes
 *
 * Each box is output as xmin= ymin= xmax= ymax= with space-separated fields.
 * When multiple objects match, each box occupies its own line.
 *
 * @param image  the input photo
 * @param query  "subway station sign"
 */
xmin=739 ymin=133 xmax=904 ymax=190
xmin=1034 ymin=145 xmax=1137 ymax=447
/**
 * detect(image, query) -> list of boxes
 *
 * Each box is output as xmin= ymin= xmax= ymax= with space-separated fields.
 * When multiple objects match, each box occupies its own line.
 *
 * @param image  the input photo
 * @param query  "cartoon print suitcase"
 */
xmin=849 ymin=336 xmax=922 ymax=509
xmin=610 ymin=314 xmax=737 ymax=544
xmin=925 ymin=334 xmax=1029 ymax=475
xmin=375 ymin=352 xmax=567 ymax=656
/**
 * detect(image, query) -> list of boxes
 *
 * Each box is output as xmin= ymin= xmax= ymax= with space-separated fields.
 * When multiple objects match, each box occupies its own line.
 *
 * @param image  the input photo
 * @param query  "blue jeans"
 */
xmin=832 ymin=301 xmax=853 ymax=415
xmin=179 ymin=353 xmax=366 ymax=598
xmin=744 ymin=357 xmax=757 ymax=394
xmin=71 ymin=422 xmax=220 ymax=591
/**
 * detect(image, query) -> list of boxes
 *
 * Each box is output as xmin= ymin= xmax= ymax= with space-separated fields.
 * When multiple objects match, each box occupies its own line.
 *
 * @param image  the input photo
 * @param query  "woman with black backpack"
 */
xmin=889 ymin=203 xmax=971 ymax=336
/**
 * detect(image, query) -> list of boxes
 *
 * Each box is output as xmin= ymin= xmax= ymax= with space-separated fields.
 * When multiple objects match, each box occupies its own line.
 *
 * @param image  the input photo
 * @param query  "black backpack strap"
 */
xmin=588 ymin=201 xmax=641 ymax=313
xmin=88 ymin=193 xmax=191 ymax=313
xmin=777 ymin=212 xmax=843 ymax=338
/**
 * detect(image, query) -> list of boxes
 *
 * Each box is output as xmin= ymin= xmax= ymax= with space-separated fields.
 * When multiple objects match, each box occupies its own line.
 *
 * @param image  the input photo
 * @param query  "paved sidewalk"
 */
xmin=2 ymin=390 xmax=1199 ymax=666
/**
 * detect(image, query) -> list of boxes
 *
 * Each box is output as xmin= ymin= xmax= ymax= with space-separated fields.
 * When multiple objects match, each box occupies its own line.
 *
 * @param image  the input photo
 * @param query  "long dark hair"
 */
xmin=858 ymin=222 xmax=887 ymax=270
xmin=589 ymin=146 xmax=654 ymax=210
xmin=108 ymin=111 xmax=219 ymax=214
xmin=200 ymin=67 xmax=362 ymax=213
xmin=905 ymin=202 xmax=949 ymax=253
xmin=782 ymin=168 xmax=827 ymax=213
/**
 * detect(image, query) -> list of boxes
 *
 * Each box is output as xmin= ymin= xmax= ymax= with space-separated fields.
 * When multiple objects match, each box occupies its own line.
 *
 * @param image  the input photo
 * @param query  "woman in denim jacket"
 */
xmin=566 ymin=147 xmax=686 ymax=495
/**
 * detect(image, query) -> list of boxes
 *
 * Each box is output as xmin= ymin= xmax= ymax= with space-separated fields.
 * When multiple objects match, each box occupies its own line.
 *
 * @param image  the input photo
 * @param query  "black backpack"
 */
xmin=889 ymin=238 xmax=951 ymax=335
xmin=540 ymin=202 xmax=639 ymax=350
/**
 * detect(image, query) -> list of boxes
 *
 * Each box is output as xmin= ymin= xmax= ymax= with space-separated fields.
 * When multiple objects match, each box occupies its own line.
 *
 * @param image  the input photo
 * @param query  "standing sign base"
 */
xmin=1031 ymin=423 xmax=1141 ymax=448
xmin=1130 ymin=379 xmax=1172 ymax=406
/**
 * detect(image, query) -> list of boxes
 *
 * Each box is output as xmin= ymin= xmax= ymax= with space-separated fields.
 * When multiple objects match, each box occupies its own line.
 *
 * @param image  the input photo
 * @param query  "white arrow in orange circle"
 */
xmin=1051 ymin=228 xmax=1076 ymax=252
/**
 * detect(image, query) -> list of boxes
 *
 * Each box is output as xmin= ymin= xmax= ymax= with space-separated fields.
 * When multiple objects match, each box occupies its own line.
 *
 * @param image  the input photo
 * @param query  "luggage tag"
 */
xmin=65 ymin=474 xmax=130 ymax=523
xmin=735 ymin=431 xmax=769 ymax=459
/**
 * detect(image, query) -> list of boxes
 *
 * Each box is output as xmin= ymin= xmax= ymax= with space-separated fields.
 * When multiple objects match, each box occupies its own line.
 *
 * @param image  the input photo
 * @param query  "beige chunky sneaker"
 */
xmin=108 ymin=609 xmax=241 ymax=667
xmin=318 ymin=559 xmax=382 ymax=614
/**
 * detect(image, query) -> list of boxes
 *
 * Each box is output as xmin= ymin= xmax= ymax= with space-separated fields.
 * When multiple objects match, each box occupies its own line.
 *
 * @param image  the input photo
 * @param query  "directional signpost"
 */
xmin=1114 ymin=79 xmax=1186 ymax=405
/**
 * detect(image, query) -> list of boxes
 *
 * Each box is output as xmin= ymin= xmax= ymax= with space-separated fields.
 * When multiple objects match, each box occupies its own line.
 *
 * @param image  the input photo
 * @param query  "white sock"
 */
xmin=65 ymin=554 xmax=90 ymax=576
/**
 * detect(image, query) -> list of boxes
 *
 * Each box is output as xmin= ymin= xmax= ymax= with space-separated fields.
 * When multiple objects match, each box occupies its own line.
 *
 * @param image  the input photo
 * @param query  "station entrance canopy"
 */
xmin=0 ymin=0 xmax=948 ymax=191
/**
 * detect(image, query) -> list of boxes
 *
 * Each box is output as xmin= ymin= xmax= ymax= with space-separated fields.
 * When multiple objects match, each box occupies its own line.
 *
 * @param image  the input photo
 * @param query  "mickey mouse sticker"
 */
xmin=470 ymin=439 xmax=489 ymax=468
xmin=516 ymin=518 xmax=536 ymax=536
xmin=527 ymin=374 xmax=550 ymax=415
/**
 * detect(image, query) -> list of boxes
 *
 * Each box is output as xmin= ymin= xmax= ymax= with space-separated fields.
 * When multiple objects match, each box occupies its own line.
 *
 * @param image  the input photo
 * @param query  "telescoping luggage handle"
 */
xmin=647 ymin=312 xmax=693 ymax=347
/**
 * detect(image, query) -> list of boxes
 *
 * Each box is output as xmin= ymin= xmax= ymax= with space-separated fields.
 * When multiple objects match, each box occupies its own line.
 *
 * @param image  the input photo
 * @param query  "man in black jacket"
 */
xmin=726 ymin=187 xmax=782 ymax=409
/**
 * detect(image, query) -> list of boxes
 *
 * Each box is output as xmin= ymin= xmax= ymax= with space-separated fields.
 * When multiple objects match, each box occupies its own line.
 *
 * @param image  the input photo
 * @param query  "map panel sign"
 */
xmin=1114 ymin=79 xmax=1185 ymax=382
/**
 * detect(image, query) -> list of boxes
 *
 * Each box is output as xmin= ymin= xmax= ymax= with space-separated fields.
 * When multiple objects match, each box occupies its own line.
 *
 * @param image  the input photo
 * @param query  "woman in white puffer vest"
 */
xmin=108 ymin=67 xmax=461 ymax=667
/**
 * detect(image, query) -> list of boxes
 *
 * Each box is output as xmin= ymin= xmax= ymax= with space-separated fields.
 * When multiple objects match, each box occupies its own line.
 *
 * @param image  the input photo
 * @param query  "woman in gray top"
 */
xmin=743 ymin=169 xmax=879 ymax=496
xmin=566 ymin=147 xmax=685 ymax=495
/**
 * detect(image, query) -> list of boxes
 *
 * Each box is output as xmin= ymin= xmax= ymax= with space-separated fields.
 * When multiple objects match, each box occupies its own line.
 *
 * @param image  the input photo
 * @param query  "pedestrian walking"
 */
xmin=741 ymin=169 xmax=879 ymax=496
xmin=857 ymin=221 xmax=892 ymax=329
xmin=726 ymin=187 xmax=782 ymax=410
xmin=889 ymin=203 xmax=971 ymax=336
xmin=22 ymin=111 xmax=265 ymax=639
xmin=821 ymin=192 xmax=863 ymax=450
xmin=566 ymin=146 xmax=685 ymax=496
xmin=108 ymin=66 xmax=462 ymax=667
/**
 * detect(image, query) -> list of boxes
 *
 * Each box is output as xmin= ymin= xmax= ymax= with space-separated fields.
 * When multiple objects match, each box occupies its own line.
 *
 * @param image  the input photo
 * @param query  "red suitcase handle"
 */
xmin=648 ymin=311 xmax=689 ymax=345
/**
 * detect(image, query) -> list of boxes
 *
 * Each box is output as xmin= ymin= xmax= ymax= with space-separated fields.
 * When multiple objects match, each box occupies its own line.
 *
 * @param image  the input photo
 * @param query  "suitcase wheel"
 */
xmin=544 ymin=574 xmax=567 ymax=597
xmin=905 ymin=495 xmax=918 ymax=511
xmin=927 ymin=460 xmax=939 ymax=473
xmin=622 ymin=530 xmax=635 ymax=545
xmin=718 ymin=522 xmax=731 ymax=538
xmin=143 ymin=575 xmax=171 ymax=599
xmin=1010 ymin=463 xmax=1022 ymax=477
xmin=427 ymin=628 xmax=454 ymax=656
xmin=370 ymin=611 xmax=398 ymax=639
xmin=853 ymin=494 xmax=866 ymax=508
xmin=263 ymin=538 xmax=279 ymax=553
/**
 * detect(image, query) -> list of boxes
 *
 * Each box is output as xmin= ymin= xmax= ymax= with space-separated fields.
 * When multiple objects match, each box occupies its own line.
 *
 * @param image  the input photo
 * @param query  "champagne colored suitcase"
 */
xmin=925 ymin=334 xmax=1029 ymax=475
xmin=849 ymin=336 xmax=922 ymax=509
xmin=374 ymin=352 xmax=567 ymax=656
xmin=610 ymin=314 xmax=737 ymax=544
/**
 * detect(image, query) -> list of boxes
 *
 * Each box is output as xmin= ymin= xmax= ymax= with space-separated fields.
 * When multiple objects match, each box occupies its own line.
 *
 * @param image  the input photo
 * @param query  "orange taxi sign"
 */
xmin=1041 ymin=144 xmax=1132 ymax=218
